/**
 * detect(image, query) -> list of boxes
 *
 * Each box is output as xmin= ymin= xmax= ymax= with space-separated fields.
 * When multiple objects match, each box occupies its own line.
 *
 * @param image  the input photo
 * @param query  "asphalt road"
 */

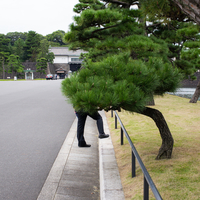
xmin=0 ymin=80 xmax=75 ymax=200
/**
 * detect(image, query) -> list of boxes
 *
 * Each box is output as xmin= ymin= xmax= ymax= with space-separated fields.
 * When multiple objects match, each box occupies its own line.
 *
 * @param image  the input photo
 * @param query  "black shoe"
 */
xmin=99 ymin=134 xmax=109 ymax=139
xmin=78 ymin=144 xmax=91 ymax=147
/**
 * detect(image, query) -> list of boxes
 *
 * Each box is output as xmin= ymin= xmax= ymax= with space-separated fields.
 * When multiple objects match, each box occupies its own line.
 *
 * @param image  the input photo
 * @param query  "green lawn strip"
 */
xmin=0 ymin=78 xmax=45 ymax=81
xmin=106 ymin=94 xmax=200 ymax=200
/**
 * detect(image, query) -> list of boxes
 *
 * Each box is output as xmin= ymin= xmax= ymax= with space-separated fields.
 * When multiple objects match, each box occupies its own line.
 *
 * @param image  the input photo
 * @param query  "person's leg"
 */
xmin=89 ymin=111 xmax=109 ymax=138
xmin=76 ymin=111 xmax=90 ymax=147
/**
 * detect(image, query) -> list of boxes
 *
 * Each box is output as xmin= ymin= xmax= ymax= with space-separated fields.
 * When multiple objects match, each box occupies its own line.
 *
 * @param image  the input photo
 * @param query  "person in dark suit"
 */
xmin=76 ymin=111 xmax=109 ymax=147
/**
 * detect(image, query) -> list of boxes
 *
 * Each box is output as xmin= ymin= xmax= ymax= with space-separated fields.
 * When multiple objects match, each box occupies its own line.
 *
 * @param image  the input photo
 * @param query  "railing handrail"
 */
xmin=113 ymin=111 xmax=162 ymax=200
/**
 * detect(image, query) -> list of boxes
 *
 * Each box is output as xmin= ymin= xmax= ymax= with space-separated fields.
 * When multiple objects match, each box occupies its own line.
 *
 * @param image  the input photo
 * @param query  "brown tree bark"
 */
xmin=139 ymin=107 xmax=174 ymax=159
xmin=189 ymin=80 xmax=200 ymax=103
xmin=172 ymin=0 xmax=200 ymax=25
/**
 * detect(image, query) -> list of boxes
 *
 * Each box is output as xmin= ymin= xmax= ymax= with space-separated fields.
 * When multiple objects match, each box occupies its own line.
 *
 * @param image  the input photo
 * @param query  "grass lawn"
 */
xmin=106 ymin=94 xmax=200 ymax=200
xmin=0 ymin=78 xmax=45 ymax=81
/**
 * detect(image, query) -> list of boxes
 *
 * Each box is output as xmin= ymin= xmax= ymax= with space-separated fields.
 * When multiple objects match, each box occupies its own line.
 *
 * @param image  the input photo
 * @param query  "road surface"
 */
xmin=0 ymin=80 xmax=75 ymax=200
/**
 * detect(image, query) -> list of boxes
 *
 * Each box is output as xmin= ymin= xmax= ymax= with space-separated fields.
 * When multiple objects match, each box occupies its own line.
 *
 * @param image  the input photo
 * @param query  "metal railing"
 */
xmin=111 ymin=110 xmax=163 ymax=200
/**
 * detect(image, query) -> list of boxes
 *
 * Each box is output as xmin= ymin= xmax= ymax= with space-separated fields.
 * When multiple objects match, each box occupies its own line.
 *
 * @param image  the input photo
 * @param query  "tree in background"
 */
xmin=62 ymin=0 xmax=183 ymax=159
xmin=141 ymin=0 xmax=200 ymax=102
xmin=7 ymin=54 xmax=24 ymax=77
xmin=36 ymin=57 xmax=48 ymax=76
xmin=13 ymin=38 xmax=25 ymax=61
xmin=5 ymin=32 xmax=27 ymax=46
xmin=46 ymin=30 xmax=67 ymax=46
xmin=0 ymin=52 xmax=9 ymax=79
xmin=46 ymin=52 xmax=55 ymax=64
xmin=23 ymin=31 xmax=41 ymax=62
xmin=0 ymin=34 xmax=11 ymax=79
xmin=38 ymin=39 xmax=49 ymax=58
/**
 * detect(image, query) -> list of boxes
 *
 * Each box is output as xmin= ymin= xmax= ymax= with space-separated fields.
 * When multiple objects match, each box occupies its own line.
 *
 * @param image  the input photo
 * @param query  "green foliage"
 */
xmin=62 ymin=54 xmax=181 ymax=114
xmin=13 ymin=38 xmax=25 ymax=61
xmin=0 ymin=34 xmax=11 ymax=53
xmin=46 ymin=30 xmax=66 ymax=46
xmin=36 ymin=57 xmax=47 ymax=75
xmin=62 ymin=0 xmax=183 ymax=114
xmin=23 ymin=31 xmax=41 ymax=62
xmin=5 ymin=32 xmax=27 ymax=46
xmin=7 ymin=54 xmax=24 ymax=75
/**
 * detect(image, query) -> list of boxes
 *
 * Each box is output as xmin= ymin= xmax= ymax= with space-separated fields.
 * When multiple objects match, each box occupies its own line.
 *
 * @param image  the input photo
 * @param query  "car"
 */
xmin=46 ymin=74 xmax=53 ymax=80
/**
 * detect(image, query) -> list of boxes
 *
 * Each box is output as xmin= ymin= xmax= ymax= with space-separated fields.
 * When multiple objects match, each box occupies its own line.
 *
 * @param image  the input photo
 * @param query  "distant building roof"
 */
xmin=49 ymin=47 xmax=87 ymax=56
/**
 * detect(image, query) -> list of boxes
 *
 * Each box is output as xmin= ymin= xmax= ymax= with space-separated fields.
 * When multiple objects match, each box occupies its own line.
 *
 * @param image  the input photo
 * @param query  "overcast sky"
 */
xmin=0 ymin=0 xmax=80 ymax=36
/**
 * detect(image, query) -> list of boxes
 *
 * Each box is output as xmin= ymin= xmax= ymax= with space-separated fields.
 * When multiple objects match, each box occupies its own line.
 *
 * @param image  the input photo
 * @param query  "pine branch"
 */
xmin=91 ymin=24 xmax=120 ymax=35
xmin=102 ymin=0 xmax=138 ymax=8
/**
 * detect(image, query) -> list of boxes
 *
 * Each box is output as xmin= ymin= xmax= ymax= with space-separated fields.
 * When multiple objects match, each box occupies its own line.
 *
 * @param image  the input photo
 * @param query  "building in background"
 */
xmin=49 ymin=47 xmax=87 ymax=78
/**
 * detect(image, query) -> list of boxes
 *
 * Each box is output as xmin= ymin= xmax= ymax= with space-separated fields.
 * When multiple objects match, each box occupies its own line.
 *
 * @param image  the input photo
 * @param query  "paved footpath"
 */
xmin=37 ymin=111 xmax=125 ymax=200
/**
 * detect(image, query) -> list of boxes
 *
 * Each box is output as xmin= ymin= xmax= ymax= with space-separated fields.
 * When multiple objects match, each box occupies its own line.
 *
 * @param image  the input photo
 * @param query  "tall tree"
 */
xmin=38 ymin=39 xmax=49 ymax=58
xmin=142 ymin=0 xmax=200 ymax=103
xmin=6 ymin=32 xmax=27 ymax=46
xmin=23 ymin=31 xmax=41 ymax=62
xmin=13 ymin=38 xmax=25 ymax=60
xmin=7 ymin=54 xmax=24 ymax=77
xmin=0 ymin=52 xmax=9 ymax=79
xmin=36 ymin=57 xmax=48 ymax=75
xmin=46 ymin=30 xmax=66 ymax=46
xmin=62 ymin=0 xmax=182 ymax=159
xmin=0 ymin=34 xmax=10 ymax=79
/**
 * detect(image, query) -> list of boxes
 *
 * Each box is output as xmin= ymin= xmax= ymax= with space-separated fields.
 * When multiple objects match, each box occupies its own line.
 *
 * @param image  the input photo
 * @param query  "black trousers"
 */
xmin=76 ymin=111 xmax=105 ymax=146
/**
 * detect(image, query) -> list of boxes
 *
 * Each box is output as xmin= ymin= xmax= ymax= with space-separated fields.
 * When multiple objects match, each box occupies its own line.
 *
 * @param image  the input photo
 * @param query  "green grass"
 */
xmin=106 ymin=94 xmax=200 ymax=200
xmin=0 ymin=78 xmax=46 ymax=81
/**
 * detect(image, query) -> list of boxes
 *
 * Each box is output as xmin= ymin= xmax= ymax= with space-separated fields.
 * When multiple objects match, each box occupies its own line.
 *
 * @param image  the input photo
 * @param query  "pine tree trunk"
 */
xmin=146 ymin=94 xmax=155 ymax=106
xmin=172 ymin=0 xmax=200 ymax=26
xmin=139 ymin=107 xmax=174 ymax=159
xmin=189 ymin=80 xmax=200 ymax=103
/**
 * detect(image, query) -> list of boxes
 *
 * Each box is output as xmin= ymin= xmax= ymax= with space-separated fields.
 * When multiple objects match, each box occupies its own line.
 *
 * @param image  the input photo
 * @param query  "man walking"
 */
xmin=76 ymin=111 xmax=109 ymax=147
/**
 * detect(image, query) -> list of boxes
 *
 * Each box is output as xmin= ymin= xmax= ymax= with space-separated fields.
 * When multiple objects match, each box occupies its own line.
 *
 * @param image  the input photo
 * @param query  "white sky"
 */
xmin=0 ymin=0 xmax=80 ymax=36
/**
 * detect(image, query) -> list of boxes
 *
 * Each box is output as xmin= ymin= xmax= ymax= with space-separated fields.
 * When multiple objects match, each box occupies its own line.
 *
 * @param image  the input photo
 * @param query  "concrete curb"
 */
xmin=37 ymin=111 xmax=125 ymax=200
xmin=37 ymin=118 xmax=77 ymax=200
xmin=99 ymin=111 xmax=125 ymax=200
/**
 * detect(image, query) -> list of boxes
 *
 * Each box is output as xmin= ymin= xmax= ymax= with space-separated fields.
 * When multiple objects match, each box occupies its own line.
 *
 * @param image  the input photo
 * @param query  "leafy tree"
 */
xmin=142 ymin=0 xmax=200 ymax=103
xmin=0 ymin=52 xmax=9 ymax=79
xmin=46 ymin=30 xmax=66 ymax=46
xmin=46 ymin=52 xmax=55 ymax=64
xmin=23 ymin=31 xmax=41 ymax=62
xmin=13 ymin=38 xmax=25 ymax=60
xmin=6 ymin=32 xmax=27 ymax=46
xmin=0 ymin=34 xmax=11 ymax=79
xmin=7 ymin=54 xmax=24 ymax=77
xmin=62 ymin=0 xmax=183 ymax=159
xmin=0 ymin=34 xmax=10 ymax=53
xmin=37 ymin=39 xmax=55 ymax=64
xmin=38 ymin=39 xmax=49 ymax=58
xmin=36 ymin=57 xmax=48 ymax=75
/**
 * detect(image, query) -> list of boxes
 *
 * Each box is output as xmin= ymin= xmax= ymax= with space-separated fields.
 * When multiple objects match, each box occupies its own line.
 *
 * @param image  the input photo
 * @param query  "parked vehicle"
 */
xmin=46 ymin=74 xmax=53 ymax=80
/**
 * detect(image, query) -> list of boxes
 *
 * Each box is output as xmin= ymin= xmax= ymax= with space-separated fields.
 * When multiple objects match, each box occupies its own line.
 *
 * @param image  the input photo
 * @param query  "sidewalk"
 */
xmin=37 ymin=111 xmax=125 ymax=200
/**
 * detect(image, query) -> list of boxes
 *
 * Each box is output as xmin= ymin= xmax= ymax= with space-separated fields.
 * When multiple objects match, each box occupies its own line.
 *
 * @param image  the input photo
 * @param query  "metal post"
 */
xmin=115 ymin=115 xmax=117 ymax=129
xmin=144 ymin=176 xmax=149 ymax=200
xmin=121 ymin=127 xmax=123 ymax=145
xmin=132 ymin=151 xmax=136 ymax=178
xmin=111 ymin=110 xmax=113 ymax=117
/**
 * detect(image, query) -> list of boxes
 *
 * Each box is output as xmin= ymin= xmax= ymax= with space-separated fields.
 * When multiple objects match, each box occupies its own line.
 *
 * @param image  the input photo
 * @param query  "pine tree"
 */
xmin=141 ymin=0 xmax=200 ymax=103
xmin=36 ymin=57 xmax=48 ymax=76
xmin=62 ymin=0 xmax=182 ymax=159
xmin=23 ymin=31 xmax=41 ymax=62
xmin=7 ymin=54 xmax=24 ymax=77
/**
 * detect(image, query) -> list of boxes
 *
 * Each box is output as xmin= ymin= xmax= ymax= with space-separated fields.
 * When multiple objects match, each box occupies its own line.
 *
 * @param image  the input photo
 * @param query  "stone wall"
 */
xmin=0 ymin=62 xmax=70 ymax=79
xmin=181 ymin=72 xmax=200 ymax=88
